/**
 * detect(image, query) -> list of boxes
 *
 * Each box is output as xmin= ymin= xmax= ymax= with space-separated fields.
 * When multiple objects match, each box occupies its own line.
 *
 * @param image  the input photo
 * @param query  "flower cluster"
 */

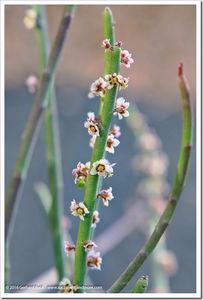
xmin=101 ymin=39 xmax=134 ymax=68
xmin=88 ymin=74 xmax=129 ymax=99
xmin=59 ymin=278 xmax=78 ymax=293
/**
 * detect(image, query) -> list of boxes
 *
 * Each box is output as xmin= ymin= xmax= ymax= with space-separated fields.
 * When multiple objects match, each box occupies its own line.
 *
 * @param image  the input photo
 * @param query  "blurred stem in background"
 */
xmin=127 ymin=105 xmax=177 ymax=292
xmin=5 ymin=5 xmax=75 ymax=283
xmin=108 ymin=63 xmax=192 ymax=293
xmin=73 ymin=7 xmax=120 ymax=292
xmin=32 ymin=5 xmax=76 ymax=282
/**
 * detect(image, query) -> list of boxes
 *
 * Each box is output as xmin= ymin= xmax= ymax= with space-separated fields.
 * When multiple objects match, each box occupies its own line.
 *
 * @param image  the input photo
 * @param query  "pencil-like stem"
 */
xmin=5 ymin=5 xmax=75 ymax=241
xmin=73 ymin=7 xmax=120 ymax=292
xmin=33 ymin=5 xmax=70 ymax=281
xmin=108 ymin=63 xmax=192 ymax=293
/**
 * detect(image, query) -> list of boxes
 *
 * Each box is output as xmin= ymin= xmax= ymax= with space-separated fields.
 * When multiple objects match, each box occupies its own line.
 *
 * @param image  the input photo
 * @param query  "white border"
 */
xmin=1 ymin=0 xmax=201 ymax=299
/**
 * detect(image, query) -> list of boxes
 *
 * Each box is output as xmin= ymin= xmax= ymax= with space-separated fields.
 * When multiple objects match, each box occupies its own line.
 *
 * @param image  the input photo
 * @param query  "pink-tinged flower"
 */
xmin=110 ymin=124 xmax=121 ymax=138
xmin=106 ymin=134 xmax=120 ymax=154
xmin=72 ymin=161 xmax=90 ymax=187
xmin=59 ymin=278 xmax=78 ymax=293
xmin=70 ymin=200 xmax=89 ymax=221
xmin=84 ymin=112 xmax=100 ymax=137
xmin=97 ymin=187 xmax=114 ymax=207
xmin=155 ymin=250 xmax=178 ymax=275
xmin=138 ymin=132 xmax=161 ymax=151
xmin=87 ymin=251 xmax=102 ymax=270
xmin=89 ymin=135 xmax=97 ymax=148
xmin=64 ymin=241 xmax=75 ymax=256
xmin=117 ymin=75 xmax=129 ymax=89
xmin=114 ymin=97 xmax=130 ymax=120
xmin=115 ymin=40 xmax=123 ymax=47
xmin=88 ymin=77 xmax=108 ymax=98
xmin=135 ymin=153 xmax=168 ymax=177
xmin=83 ymin=240 xmax=98 ymax=252
xmin=91 ymin=211 xmax=100 ymax=228
xmin=104 ymin=73 xmax=119 ymax=89
xmin=23 ymin=9 xmax=37 ymax=29
xmin=121 ymin=49 xmax=134 ymax=68
xmin=90 ymin=159 xmax=115 ymax=177
xmin=25 ymin=75 xmax=39 ymax=94
xmin=101 ymin=39 xmax=113 ymax=51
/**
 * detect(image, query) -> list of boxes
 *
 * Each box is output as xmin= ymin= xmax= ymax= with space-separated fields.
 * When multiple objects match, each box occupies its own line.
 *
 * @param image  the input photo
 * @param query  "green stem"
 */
xmin=73 ymin=7 xmax=120 ymax=292
xmin=5 ymin=5 xmax=75 ymax=242
xmin=33 ymin=5 xmax=68 ymax=281
xmin=108 ymin=63 xmax=192 ymax=293
xmin=90 ymin=7 xmax=116 ymax=240
xmin=131 ymin=275 xmax=149 ymax=293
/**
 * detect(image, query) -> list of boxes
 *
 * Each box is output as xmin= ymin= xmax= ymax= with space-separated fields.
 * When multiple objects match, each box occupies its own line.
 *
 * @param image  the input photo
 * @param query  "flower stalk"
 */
xmin=108 ymin=63 xmax=192 ymax=293
xmin=5 ymin=5 xmax=75 ymax=241
xmin=73 ymin=7 xmax=120 ymax=291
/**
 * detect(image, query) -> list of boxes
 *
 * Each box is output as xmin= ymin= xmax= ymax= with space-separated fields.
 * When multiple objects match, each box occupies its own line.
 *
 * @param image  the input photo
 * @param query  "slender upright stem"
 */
xmin=90 ymin=7 xmax=116 ymax=240
xmin=73 ymin=7 xmax=120 ymax=292
xmin=5 ymin=5 xmax=75 ymax=242
xmin=108 ymin=63 xmax=192 ymax=293
xmin=33 ymin=5 xmax=70 ymax=281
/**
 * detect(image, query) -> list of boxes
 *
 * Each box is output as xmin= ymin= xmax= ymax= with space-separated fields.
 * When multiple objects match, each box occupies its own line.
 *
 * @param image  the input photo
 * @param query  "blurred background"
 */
xmin=5 ymin=4 xmax=196 ymax=293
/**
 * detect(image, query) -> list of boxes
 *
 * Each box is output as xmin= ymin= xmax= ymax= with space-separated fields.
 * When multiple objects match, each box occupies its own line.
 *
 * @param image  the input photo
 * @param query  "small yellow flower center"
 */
xmin=76 ymin=207 xmax=84 ymax=216
xmin=96 ymin=164 xmax=106 ymax=173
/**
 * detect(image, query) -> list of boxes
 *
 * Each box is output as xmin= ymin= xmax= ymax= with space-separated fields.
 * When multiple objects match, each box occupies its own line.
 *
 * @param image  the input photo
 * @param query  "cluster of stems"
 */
xmin=5 ymin=5 xmax=192 ymax=295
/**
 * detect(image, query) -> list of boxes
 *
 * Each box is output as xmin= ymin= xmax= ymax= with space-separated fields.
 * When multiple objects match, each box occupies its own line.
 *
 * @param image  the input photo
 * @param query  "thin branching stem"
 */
xmin=5 ymin=5 xmax=75 ymax=242
xmin=73 ymin=7 xmax=120 ymax=292
xmin=108 ymin=63 xmax=192 ymax=293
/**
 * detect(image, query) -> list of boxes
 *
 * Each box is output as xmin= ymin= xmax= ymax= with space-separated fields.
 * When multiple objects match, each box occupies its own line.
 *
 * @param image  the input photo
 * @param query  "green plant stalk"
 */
xmin=73 ymin=7 xmax=120 ymax=292
xmin=90 ymin=7 xmax=116 ymax=240
xmin=33 ymin=5 xmax=68 ymax=281
xmin=127 ymin=106 xmax=171 ymax=292
xmin=5 ymin=5 xmax=75 ymax=242
xmin=108 ymin=65 xmax=192 ymax=293
xmin=131 ymin=275 xmax=149 ymax=293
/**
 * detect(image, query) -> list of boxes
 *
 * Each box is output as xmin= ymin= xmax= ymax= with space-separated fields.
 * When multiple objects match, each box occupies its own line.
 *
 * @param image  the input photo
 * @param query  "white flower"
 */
xmin=88 ymin=77 xmax=108 ymax=98
xmin=97 ymin=187 xmax=114 ymax=206
xmin=87 ymin=251 xmax=102 ymax=270
xmin=89 ymin=135 xmax=97 ymax=148
xmin=106 ymin=134 xmax=120 ymax=154
xmin=70 ymin=200 xmax=89 ymax=221
xmin=90 ymin=159 xmax=115 ymax=178
xmin=101 ymin=39 xmax=113 ymax=51
xmin=23 ymin=9 xmax=37 ymax=29
xmin=84 ymin=112 xmax=100 ymax=137
xmin=83 ymin=240 xmax=98 ymax=252
xmin=25 ymin=75 xmax=39 ymax=94
xmin=110 ymin=124 xmax=121 ymax=138
xmin=114 ymin=97 xmax=130 ymax=120
xmin=91 ymin=211 xmax=100 ymax=228
xmin=121 ymin=49 xmax=134 ymax=68
xmin=64 ymin=241 xmax=75 ymax=256
xmin=72 ymin=161 xmax=90 ymax=186
xmin=59 ymin=278 xmax=78 ymax=293
xmin=105 ymin=73 xmax=129 ymax=90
